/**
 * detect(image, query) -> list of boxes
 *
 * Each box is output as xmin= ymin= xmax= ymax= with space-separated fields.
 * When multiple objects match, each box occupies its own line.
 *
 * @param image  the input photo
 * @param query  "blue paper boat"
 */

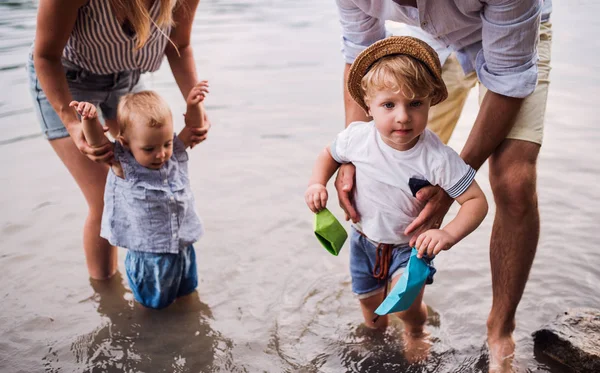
xmin=375 ymin=248 xmax=430 ymax=315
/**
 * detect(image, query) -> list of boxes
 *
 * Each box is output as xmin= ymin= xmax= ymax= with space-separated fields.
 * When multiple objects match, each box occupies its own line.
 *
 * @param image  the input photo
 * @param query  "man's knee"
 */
xmin=490 ymin=161 xmax=538 ymax=217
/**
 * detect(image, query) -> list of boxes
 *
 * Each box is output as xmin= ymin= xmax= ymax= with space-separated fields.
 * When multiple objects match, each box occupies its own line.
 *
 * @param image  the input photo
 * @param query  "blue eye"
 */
xmin=383 ymin=102 xmax=395 ymax=109
xmin=410 ymin=101 xmax=422 ymax=108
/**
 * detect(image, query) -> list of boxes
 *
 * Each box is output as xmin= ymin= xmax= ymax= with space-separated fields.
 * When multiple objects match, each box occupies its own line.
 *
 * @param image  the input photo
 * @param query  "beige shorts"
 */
xmin=428 ymin=22 xmax=553 ymax=145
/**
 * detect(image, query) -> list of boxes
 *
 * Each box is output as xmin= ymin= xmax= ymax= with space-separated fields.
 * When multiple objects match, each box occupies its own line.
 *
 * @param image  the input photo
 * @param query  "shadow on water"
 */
xmin=41 ymin=273 xmax=233 ymax=373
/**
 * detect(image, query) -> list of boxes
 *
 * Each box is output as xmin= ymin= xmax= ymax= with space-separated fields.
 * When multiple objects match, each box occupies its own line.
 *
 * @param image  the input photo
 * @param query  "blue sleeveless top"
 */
xmin=100 ymin=135 xmax=204 ymax=253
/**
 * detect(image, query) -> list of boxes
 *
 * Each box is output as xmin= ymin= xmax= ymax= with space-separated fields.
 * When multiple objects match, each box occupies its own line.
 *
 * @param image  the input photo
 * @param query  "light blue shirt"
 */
xmin=336 ymin=0 xmax=552 ymax=98
xmin=101 ymin=134 xmax=204 ymax=254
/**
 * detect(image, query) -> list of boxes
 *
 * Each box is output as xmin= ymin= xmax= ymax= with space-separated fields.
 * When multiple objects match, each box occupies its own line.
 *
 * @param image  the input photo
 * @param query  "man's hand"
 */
xmin=334 ymin=163 xmax=360 ymax=223
xmin=305 ymin=183 xmax=328 ymax=213
xmin=415 ymin=229 xmax=456 ymax=259
xmin=405 ymin=185 xmax=454 ymax=247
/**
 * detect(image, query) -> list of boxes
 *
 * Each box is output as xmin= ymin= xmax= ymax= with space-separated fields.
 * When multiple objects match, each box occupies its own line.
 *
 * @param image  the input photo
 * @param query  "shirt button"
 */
xmin=172 ymin=213 xmax=176 ymax=217
xmin=163 ymin=179 xmax=168 ymax=184
xmin=421 ymin=21 xmax=428 ymax=27
xmin=172 ymin=233 xmax=177 ymax=238
xmin=170 ymin=196 xmax=175 ymax=201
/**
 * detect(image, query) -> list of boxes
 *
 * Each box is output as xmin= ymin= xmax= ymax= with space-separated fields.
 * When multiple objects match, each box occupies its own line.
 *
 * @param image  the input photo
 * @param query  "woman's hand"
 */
xmin=305 ymin=183 xmax=328 ymax=213
xmin=67 ymin=122 xmax=114 ymax=163
xmin=184 ymin=110 xmax=211 ymax=148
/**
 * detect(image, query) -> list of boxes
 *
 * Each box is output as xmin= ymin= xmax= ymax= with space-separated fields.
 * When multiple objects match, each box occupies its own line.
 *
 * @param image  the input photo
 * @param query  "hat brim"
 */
xmin=347 ymin=36 xmax=448 ymax=115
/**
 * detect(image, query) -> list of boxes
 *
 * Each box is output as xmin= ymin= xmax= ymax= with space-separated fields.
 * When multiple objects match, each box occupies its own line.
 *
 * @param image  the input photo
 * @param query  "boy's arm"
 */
xmin=309 ymin=146 xmax=341 ymax=186
xmin=415 ymin=180 xmax=488 ymax=258
xmin=442 ymin=180 xmax=488 ymax=243
xmin=305 ymin=146 xmax=342 ymax=213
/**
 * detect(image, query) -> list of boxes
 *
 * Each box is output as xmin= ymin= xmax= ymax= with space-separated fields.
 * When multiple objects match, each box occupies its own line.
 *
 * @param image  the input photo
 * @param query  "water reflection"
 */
xmin=67 ymin=273 xmax=219 ymax=373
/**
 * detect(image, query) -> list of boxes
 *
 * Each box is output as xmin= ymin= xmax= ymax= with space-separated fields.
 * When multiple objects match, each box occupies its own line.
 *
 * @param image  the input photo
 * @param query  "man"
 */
xmin=334 ymin=0 xmax=552 ymax=370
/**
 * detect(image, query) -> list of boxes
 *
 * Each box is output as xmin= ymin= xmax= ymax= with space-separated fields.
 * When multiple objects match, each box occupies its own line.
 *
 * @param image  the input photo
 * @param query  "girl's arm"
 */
xmin=34 ymin=0 xmax=113 ymax=162
xmin=415 ymin=180 xmax=488 ymax=258
xmin=305 ymin=146 xmax=342 ymax=213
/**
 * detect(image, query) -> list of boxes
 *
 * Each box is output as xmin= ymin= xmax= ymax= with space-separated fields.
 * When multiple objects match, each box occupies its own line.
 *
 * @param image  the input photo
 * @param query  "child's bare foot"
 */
xmin=487 ymin=334 xmax=515 ymax=373
xmin=403 ymin=329 xmax=431 ymax=363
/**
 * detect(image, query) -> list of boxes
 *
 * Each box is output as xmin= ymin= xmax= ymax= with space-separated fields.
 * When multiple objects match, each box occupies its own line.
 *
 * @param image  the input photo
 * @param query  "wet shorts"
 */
xmin=125 ymin=245 xmax=198 ymax=309
xmin=350 ymin=228 xmax=436 ymax=299
xmin=26 ymin=52 xmax=143 ymax=140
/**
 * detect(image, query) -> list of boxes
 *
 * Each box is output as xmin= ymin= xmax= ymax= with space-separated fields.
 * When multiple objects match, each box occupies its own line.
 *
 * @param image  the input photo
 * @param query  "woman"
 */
xmin=28 ymin=0 xmax=209 ymax=280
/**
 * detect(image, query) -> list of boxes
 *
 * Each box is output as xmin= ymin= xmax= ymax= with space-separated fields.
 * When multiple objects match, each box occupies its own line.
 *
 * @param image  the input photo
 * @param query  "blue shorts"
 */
xmin=26 ymin=52 xmax=143 ymax=140
xmin=350 ymin=228 xmax=436 ymax=299
xmin=125 ymin=245 xmax=198 ymax=309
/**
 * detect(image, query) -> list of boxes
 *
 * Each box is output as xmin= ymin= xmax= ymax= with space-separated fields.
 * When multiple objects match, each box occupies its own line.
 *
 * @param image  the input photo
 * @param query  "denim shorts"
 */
xmin=125 ymin=245 xmax=198 ymax=309
xmin=350 ymin=228 xmax=436 ymax=299
xmin=26 ymin=52 xmax=143 ymax=140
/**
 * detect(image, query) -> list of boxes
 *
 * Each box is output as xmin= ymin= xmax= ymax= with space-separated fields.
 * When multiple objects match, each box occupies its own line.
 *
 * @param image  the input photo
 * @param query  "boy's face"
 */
xmin=367 ymin=86 xmax=431 ymax=151
xmin=121 ymin=119 xmax=174 ymax=169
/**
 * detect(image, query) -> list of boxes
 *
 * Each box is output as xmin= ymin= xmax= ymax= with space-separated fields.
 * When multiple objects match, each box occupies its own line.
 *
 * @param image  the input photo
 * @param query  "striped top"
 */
xmin=63 ymin=0 xmax=172 ymax=75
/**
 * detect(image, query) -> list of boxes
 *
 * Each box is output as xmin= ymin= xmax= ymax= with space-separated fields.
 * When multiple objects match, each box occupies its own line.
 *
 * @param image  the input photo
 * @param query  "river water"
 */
xmin=0 ymin=0 xmax=599 ymax=372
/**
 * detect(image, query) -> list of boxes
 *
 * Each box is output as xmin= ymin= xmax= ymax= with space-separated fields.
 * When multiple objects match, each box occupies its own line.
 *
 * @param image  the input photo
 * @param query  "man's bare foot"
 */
xmin=403 ymin=330 xmax=431 ymax=363
xmin=487 ymin=335 xmax=515 ymax=373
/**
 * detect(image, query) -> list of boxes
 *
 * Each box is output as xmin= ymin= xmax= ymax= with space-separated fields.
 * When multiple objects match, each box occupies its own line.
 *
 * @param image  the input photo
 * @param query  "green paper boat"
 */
xmin=314 ymin=208 xmax=348 ymax=256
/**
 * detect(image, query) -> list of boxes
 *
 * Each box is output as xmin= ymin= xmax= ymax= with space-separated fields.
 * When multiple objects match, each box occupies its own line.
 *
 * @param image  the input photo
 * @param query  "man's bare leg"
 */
xmin=487 ymin=139 xmax=540 ymax=371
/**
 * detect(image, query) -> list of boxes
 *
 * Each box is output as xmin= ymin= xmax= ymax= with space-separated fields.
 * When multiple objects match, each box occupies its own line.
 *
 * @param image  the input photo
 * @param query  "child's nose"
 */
xmin=395 ymin=108 xmax=410 ymax=124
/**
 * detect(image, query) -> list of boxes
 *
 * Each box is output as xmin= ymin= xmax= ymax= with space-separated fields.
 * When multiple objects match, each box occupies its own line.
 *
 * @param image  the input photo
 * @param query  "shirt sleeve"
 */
xmin=429 ymin=146 xmax=476 ymax=199
xmin=476 ymin=0 xmax=542 ymax=98
xmin=330 ymin=121 xmax=365 ymax=164
xmin=173 ymin=134 xmax=189 ymax=163
xmin=336 ymin=0 xmax=387 ymax=64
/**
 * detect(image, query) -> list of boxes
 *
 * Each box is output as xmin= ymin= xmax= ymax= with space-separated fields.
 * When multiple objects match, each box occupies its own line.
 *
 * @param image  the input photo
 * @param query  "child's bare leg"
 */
xmin=393 ymin=283 xmax=430 ymax=363
xmin=394 ymin=285 xmax=428 ymax=335
xmin=359 ymin=290 xmax=390 ymax=329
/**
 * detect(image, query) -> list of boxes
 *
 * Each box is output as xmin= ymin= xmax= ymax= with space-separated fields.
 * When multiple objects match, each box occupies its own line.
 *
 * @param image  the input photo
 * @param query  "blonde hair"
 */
xmin=110 ymin=0 xmax=179 ymax=50
xmin=361 ymin=55 xmax=444 ymax=107
xmin=117 ymin=91 xmax=172 ymax=136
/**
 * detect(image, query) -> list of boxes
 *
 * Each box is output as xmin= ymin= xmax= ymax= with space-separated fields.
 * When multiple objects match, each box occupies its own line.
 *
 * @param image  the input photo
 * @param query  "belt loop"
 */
xmin=112 ymin=72 xmax=119 ymax=89
xmin=129 ymin=69 xmax=140 ymax=91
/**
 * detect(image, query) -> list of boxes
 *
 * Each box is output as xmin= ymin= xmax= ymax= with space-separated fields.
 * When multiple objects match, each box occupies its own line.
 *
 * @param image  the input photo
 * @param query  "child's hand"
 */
xmin=70 ymin=101 xmax=98 ymax=120
xmin=186 ymin=81 xmax=209 ymax=106
xmin=305 ymin=184 xmax=328 ymax=213
xmin=415 ymin=229 xmax=456 ymax=259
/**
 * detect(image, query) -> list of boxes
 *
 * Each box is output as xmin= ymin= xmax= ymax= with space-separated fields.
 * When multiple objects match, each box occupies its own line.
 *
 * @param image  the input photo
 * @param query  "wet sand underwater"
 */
xmin=1 ymin=0 xmax=600 ymax=372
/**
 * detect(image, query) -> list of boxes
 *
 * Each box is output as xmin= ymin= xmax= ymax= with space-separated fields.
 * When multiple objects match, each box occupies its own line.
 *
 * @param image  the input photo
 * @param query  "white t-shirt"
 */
xmin=330 ymin=121 xmax=475 ymax=245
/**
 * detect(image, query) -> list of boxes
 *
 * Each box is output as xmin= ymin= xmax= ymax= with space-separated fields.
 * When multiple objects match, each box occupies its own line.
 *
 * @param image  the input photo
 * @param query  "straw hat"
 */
xmin=347 ymin=36 xmax=448 ymax=114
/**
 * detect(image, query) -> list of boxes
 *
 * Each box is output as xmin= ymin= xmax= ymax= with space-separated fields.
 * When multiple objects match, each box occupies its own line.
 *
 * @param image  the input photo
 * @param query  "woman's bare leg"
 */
xmin=49 ymin=135 xmax=117 ymax=279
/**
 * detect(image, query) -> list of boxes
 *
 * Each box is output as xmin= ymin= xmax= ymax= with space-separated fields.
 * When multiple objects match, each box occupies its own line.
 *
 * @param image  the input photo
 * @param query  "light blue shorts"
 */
xmin=26 ymin=52 xmax=143 ymax=140
xmin=350 ymin=228 xmax=436 ymax=299
xmin=125 ymin=245 xmax=198 ymax=309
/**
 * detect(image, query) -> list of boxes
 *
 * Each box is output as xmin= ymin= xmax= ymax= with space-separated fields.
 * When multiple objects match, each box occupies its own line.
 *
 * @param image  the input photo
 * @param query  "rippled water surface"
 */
xmin=0 ymin=1 xmax=599 ymax=372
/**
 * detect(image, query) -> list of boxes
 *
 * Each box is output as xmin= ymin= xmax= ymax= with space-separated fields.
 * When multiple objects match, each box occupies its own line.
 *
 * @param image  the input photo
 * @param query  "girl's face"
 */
xmin=121 ymin=119 xmax=174 ymax=169
xmin=367 ymin=86 xmax=431 ymax=151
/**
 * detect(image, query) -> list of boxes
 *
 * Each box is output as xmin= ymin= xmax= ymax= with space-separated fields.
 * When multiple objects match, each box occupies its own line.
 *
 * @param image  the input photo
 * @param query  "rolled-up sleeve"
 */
xmin=476 ymin=0 xmax=542 ymax=98
xmin=336 ymin=0 xmax=386 ymax=64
